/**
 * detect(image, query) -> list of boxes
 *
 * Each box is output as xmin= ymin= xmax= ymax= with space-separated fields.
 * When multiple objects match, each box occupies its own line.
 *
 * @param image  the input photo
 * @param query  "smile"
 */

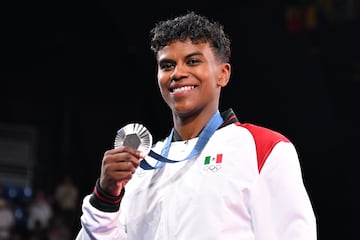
xmin=171 ymin=86 xmax=196 ymax=93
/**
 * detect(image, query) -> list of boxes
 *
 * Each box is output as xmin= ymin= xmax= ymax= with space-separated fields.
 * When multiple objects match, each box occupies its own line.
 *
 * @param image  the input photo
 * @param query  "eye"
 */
xmin=187 ymin=58 xmax=201 ymax=66
xmin=159 ymin=61 xmax=175 ymax=71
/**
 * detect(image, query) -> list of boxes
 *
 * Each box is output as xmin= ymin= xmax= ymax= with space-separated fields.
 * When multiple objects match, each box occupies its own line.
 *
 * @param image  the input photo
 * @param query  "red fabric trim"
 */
xmin=221 ymin=115 xmax=236 ymax=127
xmin=93 ymin=185 xmax=122 ymax=204
xmin=235 ymin=122 xmax=289 ymax=173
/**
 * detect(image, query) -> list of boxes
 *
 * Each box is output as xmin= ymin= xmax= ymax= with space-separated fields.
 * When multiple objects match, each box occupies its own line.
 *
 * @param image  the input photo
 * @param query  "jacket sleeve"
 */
xmin=250 ymin=141 xmax=317 ymax=240
xmin=75 ymin=180 xmax=127 ymax=240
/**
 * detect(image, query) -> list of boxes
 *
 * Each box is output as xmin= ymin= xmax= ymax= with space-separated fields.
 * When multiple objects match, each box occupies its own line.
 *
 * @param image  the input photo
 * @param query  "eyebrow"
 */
xmin=158 ymin=51 xmax=204 ymax=64
xmin=185 ymin=51 xmax=204 ymax=59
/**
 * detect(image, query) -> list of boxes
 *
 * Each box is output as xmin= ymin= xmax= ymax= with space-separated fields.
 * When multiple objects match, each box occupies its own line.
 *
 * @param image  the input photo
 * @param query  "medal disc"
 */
xmin=114 ymin=123 xmax=153 ymax=156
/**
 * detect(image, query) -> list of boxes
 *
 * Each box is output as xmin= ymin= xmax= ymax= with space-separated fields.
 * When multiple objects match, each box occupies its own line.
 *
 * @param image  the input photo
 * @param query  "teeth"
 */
xmin=173 ymin=86 xmax=194 ymax=93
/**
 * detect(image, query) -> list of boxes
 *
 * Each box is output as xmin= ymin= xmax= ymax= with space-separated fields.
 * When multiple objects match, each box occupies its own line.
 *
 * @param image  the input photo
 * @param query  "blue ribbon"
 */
xmin=140 ymin=110 xmax=223 ymax=170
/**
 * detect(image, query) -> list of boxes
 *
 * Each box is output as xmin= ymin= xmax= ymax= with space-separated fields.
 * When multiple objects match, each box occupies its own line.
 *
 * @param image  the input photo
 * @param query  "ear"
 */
xmin=217 ymin=63 xmax=231 ymax=87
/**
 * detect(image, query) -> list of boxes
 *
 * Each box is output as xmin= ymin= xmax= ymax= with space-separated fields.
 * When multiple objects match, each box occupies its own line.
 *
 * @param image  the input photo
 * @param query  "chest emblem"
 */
xmin=203 ymin=153 xmax=223 ymax=173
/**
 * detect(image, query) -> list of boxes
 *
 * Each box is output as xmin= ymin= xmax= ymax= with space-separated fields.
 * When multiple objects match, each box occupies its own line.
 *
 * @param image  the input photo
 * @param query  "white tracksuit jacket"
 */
xmin=76 ymin=109 xmax=317 ymax=240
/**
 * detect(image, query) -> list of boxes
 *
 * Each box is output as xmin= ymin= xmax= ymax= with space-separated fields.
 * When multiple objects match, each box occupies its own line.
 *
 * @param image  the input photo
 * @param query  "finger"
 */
xmin=103 ymin=150 xmax=140 ymax=168
xmin=108 ymin=146 xmax=143 ymax=158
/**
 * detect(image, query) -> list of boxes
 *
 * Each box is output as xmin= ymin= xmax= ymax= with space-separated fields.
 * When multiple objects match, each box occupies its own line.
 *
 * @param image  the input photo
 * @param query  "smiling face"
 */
xmin=156 ymin=39 xmax=231 ymax=119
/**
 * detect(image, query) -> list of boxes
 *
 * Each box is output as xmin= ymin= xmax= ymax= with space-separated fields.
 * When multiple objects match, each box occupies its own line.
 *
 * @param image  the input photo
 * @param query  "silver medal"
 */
xmin=114 ymin=123 xmax=153 ymax=156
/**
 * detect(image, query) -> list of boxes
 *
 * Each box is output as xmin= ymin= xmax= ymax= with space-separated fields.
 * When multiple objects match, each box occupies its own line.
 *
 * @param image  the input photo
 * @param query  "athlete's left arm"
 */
xmin=250 ymin=141 xmax=317 ymax=240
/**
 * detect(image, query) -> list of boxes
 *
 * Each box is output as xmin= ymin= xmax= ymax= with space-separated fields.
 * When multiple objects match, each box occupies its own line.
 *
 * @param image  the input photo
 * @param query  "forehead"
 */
xmin=156 ymin=39 xmax=213 ymax=61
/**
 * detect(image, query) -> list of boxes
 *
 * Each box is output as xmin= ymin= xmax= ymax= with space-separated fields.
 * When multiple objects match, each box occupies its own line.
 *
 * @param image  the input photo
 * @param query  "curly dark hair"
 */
xmin=150 ymin=11 xmax=231 ymax=63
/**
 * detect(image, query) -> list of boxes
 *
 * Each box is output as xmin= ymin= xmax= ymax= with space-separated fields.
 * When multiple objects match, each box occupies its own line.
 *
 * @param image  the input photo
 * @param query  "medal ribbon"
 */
xmin=140 ymin=110 xmax=223 ymax=170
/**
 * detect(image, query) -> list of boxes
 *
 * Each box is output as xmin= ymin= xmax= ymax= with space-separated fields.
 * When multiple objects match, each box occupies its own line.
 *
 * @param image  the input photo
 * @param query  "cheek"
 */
xmin=157 ymin=74 xmax=166 ymax=90
xmin=157 ymin=70 xmax=170 ymax=87
xmin=157 ymin=74 xmax=169 ymax=99
xmin=157 ymin=71 xmax=162 ymax=84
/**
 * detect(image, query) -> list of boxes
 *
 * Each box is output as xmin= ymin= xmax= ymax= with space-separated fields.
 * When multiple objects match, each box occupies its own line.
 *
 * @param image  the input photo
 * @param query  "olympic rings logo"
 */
xmin=203 ymin=164 xmax=222 ymax=173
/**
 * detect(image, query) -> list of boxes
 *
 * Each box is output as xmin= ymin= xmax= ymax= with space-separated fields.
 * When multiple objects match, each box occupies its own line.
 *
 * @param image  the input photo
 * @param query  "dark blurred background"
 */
xmin=1 ymin=0 xmax=358 ymax=239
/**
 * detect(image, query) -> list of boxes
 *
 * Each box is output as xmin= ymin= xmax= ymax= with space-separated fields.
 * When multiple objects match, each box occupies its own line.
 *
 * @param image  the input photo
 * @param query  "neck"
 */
xmin=172 ymin=109 xmax=219 ymax=141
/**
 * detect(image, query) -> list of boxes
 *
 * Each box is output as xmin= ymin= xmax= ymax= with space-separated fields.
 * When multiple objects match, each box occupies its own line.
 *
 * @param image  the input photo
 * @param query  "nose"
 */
xmin=170 ymin=64 xmax=188 ymax=81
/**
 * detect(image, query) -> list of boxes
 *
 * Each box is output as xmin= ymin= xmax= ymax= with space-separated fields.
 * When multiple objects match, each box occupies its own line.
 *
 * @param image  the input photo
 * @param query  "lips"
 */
xmin=171 ymin=85 xmax=196 ymax=93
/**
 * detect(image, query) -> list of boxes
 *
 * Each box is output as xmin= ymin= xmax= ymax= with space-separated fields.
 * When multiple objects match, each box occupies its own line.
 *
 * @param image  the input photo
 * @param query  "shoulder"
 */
xmin=237 ymin=123 xmax=289 ymax=143
xmin=236 ymin=122 xmax=290 ymax=172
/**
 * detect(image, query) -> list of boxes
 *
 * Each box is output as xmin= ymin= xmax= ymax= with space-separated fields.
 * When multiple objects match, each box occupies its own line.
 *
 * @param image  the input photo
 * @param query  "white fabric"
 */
xmin=76 ymin=123 xmax=317 ymax=240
